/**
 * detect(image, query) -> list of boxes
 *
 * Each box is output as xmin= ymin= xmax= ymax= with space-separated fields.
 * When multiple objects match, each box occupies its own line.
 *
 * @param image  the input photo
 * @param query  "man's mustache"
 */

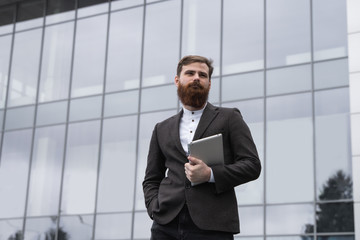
xmin=188 ymin=81 xmax=204 ymax=89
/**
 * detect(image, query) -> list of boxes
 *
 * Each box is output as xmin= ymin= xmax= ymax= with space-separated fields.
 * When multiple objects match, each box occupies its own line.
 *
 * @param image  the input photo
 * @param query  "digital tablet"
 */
xmin=188 ymin=133 xmax=224 ymax=166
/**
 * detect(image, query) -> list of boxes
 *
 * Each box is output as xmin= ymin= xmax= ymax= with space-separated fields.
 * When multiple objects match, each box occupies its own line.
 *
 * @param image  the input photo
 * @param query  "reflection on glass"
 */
xmin=39 ymin=22 xmax=74 ymax=102
xmin=104 ymin=90 xmax=139 ymax=117
xmin=111 ymin=0 xmax=143 ymax=10
xmin=314 ymin=59 xmax=349 ymax=90
xmin=223 ymin=0 xmax=264 ymax=74
xmin=78 ymin=0 xmax=109 ymax=18
xmin=0 ymin=219 xmax=23 ymax=240
xmin=266 ymin=93 xmax=314 ymax=204
xmin=313 ymin=0 xmax=347 ymax=61
xmin=0 ymin=109 xmax=3 ymax=129
xmin=208 ymin=76 xmax=219 ymax=104
xmin=97 ymin=116 xmax=137 ymax=212
xmin=5 ymin=105 xmax=35 ymax=130
xmin=46 ymin=0 xmax=75 ymax=24
xmin=9 ymin=29 xmax=42 ymax=107
xmin=0 ymin=6 xmax=14 ymax=35
xmin=182 ymin=0 xmax=221 ymax=76
xmin=318 ymin=236 xmax=354 ymax=240
xmin=72 ymin=15 xmax=107 ymax=97
xmin=36 ymin=101 xmax=67 ymax=126
xmin=267 ymin=237 xmax=313 ymax=240
xmin=106 ymin=7 xmax=143 ymax=92
xmin=140 ymin=85 xmax=177 ymax=112
xmin=0 ymin=35 xmax=12 ymax=108
xmin=142 ymin=0 xmax=180 ymax=87
xmin=61 ymin=121 xmax=100 ymax=214
xmin=24 ymin=217 xmax=58 ymax=239
xmin=69 ymin=95 xmax=102 ymax=122
xmin=266 ymin=0 xmax=311 ymax=67
xmin=266 ymin=204 xmax=314 ymax=234
xmin=133 ymin=212 xmax=152 ymax=239
xmin=60 ymin=215 xmax=93 ymax=240
xmin=0 ymin=129 xmax=32 ymax=218
xmin=236 ymin=206 xmax=263 ymax=236
xmin=94 ymin=213 xmax=132 ymax=239
xmin=16 ymin=0 xmax=44 ymax=31
xmin=27 ymin=125 xmax=65 ymax=216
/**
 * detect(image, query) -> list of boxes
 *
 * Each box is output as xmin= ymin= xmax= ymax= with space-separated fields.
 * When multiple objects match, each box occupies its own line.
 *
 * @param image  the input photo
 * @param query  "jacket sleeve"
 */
xmin=212 ymin=108 xmax=261 ymax=193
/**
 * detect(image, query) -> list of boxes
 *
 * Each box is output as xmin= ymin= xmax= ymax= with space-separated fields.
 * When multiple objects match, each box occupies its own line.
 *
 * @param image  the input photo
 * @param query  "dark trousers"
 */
xmin=150 ymin=204 xmax=234 ymax=240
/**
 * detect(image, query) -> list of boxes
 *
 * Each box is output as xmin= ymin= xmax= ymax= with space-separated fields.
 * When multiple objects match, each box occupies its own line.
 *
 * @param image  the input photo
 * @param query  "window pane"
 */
xmin=0 ymin=35 xmax=12 ymax=108
xmin=78 ymin=1 xmax=108 ymax=18
xmin=5 ymin=105 xmax=35 ymax=130
xmin=97 ymin=116 xmax=137 ymax=212
xmin=39 ymin=22 xmax=74 ymax=102
xmin=46 ymin=0 xmax=75 ymax=25
xmin=61 ymin=121 xmax=100 ymax=214
xmin=315 ymin=88 xmax=352 ymax=200
xmin=26 ymin=125 xmax=65 ymax=216
xmin=60 ymin=215 xmax=94 ymax=240
xmin=209 ymin=76 xmax=219 ymax=104
xmin=142 ymin=0 xmax=180 ymax=87
xmin=133 ymin=212 xmax=152 ymax=239
xmin=182 ymin=0 xmax=221 ymax=76
xmin=0 ymin=6 xmax=14 ymax=35
xmin=350 ymin=73 xmax=360 ymax=113
xmin=104 ymin=90 xmax=139 ymax=117
xmin=16 ymin=0 xmax=44 ymax=31
xmin=9 ymin=29 xmax=42 ymax=107
xmin=0 ymin=219 xmax=23 ymax=240
xmin=266 ymin=0 xmax=311 ymax=67
xmin=24 ymin=217 xmax=58 ymax=239
xmin=72 ymin=15 xmax=107 ymax=97
xmin=266 ymin=93 xmax=314 ymax=203
xmin=36 ymin=100 xmax=67 ymax=126
xmin=140 ymin=85 xmax=177 ymax=112
xmin=314 ymin=59 xmax=349 ymax=90
xmin=0 ymin=129 xmax=32 ymax=218
xmin=237 ymin=206 xmax=264 ymax=236
xmin=69 ymin=95 xmax=102 ymax=122
xmin=94 ymin=213 xmax=132 ymax=239
xmin=267 ymin=64 xmax=311 ymax=95
xmin=313 ymin=0 xmax=347 ymax=61
xmin=223 ymin=0 xmax=264 ymax=74
xmin=106 ymin=7 xmax=143 ymax=92
xmin=316 ymin=203 xmax=354 ymax=233
xmin=111 ymin=0 xmax=143 ymax=10
xmin=348 ymin=34 xmax=360 ymax=73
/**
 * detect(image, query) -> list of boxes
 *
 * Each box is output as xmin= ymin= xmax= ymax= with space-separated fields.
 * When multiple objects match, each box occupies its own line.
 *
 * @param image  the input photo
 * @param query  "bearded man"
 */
xmin=143 ymin=55 xmax=261 ymax=240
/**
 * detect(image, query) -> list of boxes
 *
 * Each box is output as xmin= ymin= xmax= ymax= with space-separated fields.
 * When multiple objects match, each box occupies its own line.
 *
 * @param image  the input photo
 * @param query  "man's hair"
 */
xmin=176 ymin=55 xmax=214 ymax=80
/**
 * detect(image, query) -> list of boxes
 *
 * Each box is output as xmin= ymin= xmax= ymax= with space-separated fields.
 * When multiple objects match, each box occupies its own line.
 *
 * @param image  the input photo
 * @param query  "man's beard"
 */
xmin=177 ymin=81 xmax=210 ymax=109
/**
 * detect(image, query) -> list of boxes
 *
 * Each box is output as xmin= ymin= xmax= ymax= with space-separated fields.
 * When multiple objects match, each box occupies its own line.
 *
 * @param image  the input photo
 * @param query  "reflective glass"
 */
xmin=39 ymin=22 xmax=74 ymax=102
xmin=267 ymin=65 xmax=311 ymax=95
xmin=0 ymin=109 xmax=3 ymax=129
xmin=142 ymin=0 xmax=180 ymax=87
xmin=314 ymin=59 xmax=349 ymax=90
xmin=46 ymin=0 xmax=75 ymax=25
xmin=267 ymin=237 xmax=313 ymax=240
xmin=237 ymin=206 xmax=264 ymax=235
xmin=316 ymin=203 xmax=354 ymax=233
xmin=26 ymin=125 xmax=65 ymax=216
xmin=348 ymin=33 xmax=360 ymax=73
xmin=315 ymin=88 xmax=352 ymax=200
xmin=61 ymin=121 xmax=100 ymax=214
xmin=351 ymin=114 xmax=360 ymax=156
xmin=223 ymin=0 xmax=264 ymax=74
xmin=350 ymin=73 xmax=360 ymax=113
xmin=97 ymin=116 xmax=137 ymax=212
xmin=348 ymin=0 xmax=360 ymax=33
xmin=36 ymin=100 xmax=67 ymax=126
xmin=209 ymin=77 xmax=219 ymax=105
xmin=0 ymin=35 xmax=11 ymax=108
xmin=0 ymin=6 xmax=14 ymax=35
xmin=318 ymin=236 xmax=354 ymax=240
xmin=111 ymin=0 xmax=144 ymax=10
xmin=5 ymin=105 xmax=35 ymax=130
xmin=0 ymin=219 xmax=23 ymax=240
xmin=15 ymin=0 xmax=44 ymax=31
xmin=106 ymin=7 xmax=143 ymax=92
xmin=24 ymin=217 xmax=58 ymax=239
xmin=140 ymin=85 xmax=177 ymax=112
xmin=59 ymin=215 xmax=94 ymax=239
xmin=313 ymin=0 xmax=347 ymax=61
xmin=78 ymin=0 xmax=108 ymax=18
xmin=266 ymin=93 xmax=314 ymax=204
xmin=0 ymin=129 xmax=32 ymax=218
xmin=133 ymin=211 xmax=152 ymax=239
xmin=266 ymin=0 xmax=311 ymax=67
xmin=222 ymin=71 xmax=264 ymax=102
xmin=182 ymin=0 xmax=221 ymax=76
xmin=71 ymin=15 xmax=107 ymax=97
xmin=104 ymin=90 xmax=139 ymax=117
xmin=69 ymin=95 xmax=102 ymax=122
xmin=8 ymin=29 xmax=42 ymax=107
xmin=266 ymin=204 xmax=314 ymax=234
xmin=94 ymin=213 xmax=132 ymax=239
xmin=135 ymin=110 xmax=177 ymax=210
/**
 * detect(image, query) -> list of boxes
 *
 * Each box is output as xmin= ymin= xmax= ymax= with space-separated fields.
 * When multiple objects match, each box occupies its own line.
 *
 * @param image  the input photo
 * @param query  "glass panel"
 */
xmin=348 ymin=33 xmax=360 ymax=73
xmin=142 ymin=0 xmax=180 ymax=87
xmin=182 ymin=0 xmax=221 ymax=76
xmin=350 ymin=73 xmax=360 ymax=113
xmin=26 ymin=125 xmax=65 ymax=216
xmin=46 ymin=0 xmax=76 ymax=25
xmin=267 ymin=64 xmax=311 ymax=95
xmin=0 ymin=35 xmax=12 ymax=108
xmin=59 ymin=215 xmax=94 ymax=240
xmin=5 ymin=105 xmax=35 ymax=130
xmin=315 ymin=88 xmax=352 ymax=200
xmin=223 ymin=0 xmax=264 ymax=74
xmin=314 ymin=59 xmax=349 ymax=90
xmin=69 ymin=95 xmax=102 ymax=122
xmin=106 ymin=7 xmax=143 ymax=92
xmin=111 ymin=0 xmax=144 ymax=10
xmin=135 ymin=110 xmax=177 ymax=210
xmin=39 ymin=22 xmax=74 ymax=102
xmin=36 ymin=101 xmax=67 ymax=126
xmin=267 ymin=237 xmax=313 ymax=240
xmin=222 ymin=71 xmax=264 ymax=102
xmin=237 ymin=206 xmax=264 ymax=236
xmin=0 ymin=6 xmax=14 ymax=35
xmin=61 ymin=121 xmax=100 ymax=214
xmin=266 ymin=0 xmax=311 ymax=67
xmin=266 ymin=204 xmax=314 ymax=234
xmin=94 ymin=213 xmax=132 ymax=239
xmin=0 ymin=129 xmax=32 ymax=218
xmin=71 ymin=15 xmax=107 ymax=98
xmin=318 ymin=236 xmax=354 ymax=240
xmin=0 ymin=109 xmax=3 ymax=129
xmin=8 ymin=29 xmax=42 ymax=107
xmin=24 ymin=217 xmax=58 ymax=239
xmin=351 ymin=114 xmax=360 ymax=156
xmin=348 ymin=0 xmax=360 ymax=33
xmin=0 ymin=219 xmax=23 ymax=240
xmin=78 ymin=0 xmax=109 ymax=18
xmin=208 ymin=77 xmax=219 ymax=105
xmin=313 ymin=0 xmax=347 ymax=61
xmin=104 ymin=90 xmax=139 ymax=117
xmin=133 ymin=212 xmax=152 ymax=240
xmin=266 ymin=93 xmax=314 ymax=203
xmin=97 ymin=116 xmax=137 ymax=212
xmin=140 ymin=85 xmax=177 ymax=112
xmin=16 ymin=0 xmax=44 ymax=31
xmin=316 ymin=203 xmax=354 ymax=233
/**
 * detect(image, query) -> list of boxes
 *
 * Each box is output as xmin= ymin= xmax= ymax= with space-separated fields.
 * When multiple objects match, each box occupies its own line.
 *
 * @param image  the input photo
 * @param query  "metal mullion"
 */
xmin=263 ymin=0 xmax=267 ymax=238
xmin=219 ymin=0 xmax=223 ymax=107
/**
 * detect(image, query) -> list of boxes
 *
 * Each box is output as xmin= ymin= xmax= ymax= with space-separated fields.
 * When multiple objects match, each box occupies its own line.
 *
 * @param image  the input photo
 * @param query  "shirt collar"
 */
xmin=182 ymin=103 xmax=207 ymax=118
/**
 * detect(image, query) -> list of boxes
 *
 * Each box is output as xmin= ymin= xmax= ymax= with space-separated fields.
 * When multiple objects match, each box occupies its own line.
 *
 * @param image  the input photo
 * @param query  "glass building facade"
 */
xmin=0 ymin=0 xmax=358 ymax=239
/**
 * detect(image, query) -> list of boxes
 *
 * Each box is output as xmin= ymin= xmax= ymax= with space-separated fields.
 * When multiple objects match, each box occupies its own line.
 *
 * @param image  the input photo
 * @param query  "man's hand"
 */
xmin=184 ymin=156 xmax=211 ymax=184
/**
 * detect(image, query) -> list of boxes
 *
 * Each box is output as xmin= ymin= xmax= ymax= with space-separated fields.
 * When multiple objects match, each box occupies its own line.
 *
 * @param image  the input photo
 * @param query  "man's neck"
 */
xmin=183 ymin=103 xmax=207 ymax=112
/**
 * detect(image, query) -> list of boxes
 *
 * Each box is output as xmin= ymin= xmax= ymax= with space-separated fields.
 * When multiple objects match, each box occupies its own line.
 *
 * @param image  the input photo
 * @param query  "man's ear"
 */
xmin=174 ymin=75 xmax=180 ymax=87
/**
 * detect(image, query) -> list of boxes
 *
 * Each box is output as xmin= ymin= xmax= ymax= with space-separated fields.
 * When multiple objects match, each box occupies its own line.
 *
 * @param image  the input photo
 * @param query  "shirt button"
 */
xmin=192 ymin=112 xmax=194 ymax=114
xmin=190 ymin=131 xmax=193 ymax=133
xmin=192 ymin=119 xmax=194 ymax=122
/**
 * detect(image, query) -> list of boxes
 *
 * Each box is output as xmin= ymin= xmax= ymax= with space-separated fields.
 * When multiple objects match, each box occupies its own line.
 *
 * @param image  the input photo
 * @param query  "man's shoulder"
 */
xmin=208 ymin=103 xmax=241 ymax=115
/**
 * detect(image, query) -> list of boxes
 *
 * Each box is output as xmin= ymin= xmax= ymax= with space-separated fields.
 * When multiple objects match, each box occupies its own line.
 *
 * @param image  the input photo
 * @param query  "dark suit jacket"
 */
xmin=142 ymin=103 xmax=261 ymax=233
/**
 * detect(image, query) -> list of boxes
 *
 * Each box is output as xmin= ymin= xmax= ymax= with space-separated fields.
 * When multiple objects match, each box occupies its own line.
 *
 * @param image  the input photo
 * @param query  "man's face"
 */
xmin=175 ymin=62 xmax=211 ymax=109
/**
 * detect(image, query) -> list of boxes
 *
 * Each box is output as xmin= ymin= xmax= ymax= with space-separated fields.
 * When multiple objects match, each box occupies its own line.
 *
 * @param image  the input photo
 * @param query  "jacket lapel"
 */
xmin=192 ymin=103 xmax=219 ymax=141
xmin=169 ymin=109 xmax=188 ymax=157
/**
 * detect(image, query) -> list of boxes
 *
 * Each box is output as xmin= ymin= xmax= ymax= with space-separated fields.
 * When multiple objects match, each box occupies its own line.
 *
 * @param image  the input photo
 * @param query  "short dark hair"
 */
xmin=176 ymin=55 xmax=214 ymax=80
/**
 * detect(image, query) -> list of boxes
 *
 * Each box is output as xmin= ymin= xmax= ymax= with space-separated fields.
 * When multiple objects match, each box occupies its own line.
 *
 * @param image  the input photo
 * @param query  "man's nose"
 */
xmin=193 ymin=73 xmax=200 ymax=81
